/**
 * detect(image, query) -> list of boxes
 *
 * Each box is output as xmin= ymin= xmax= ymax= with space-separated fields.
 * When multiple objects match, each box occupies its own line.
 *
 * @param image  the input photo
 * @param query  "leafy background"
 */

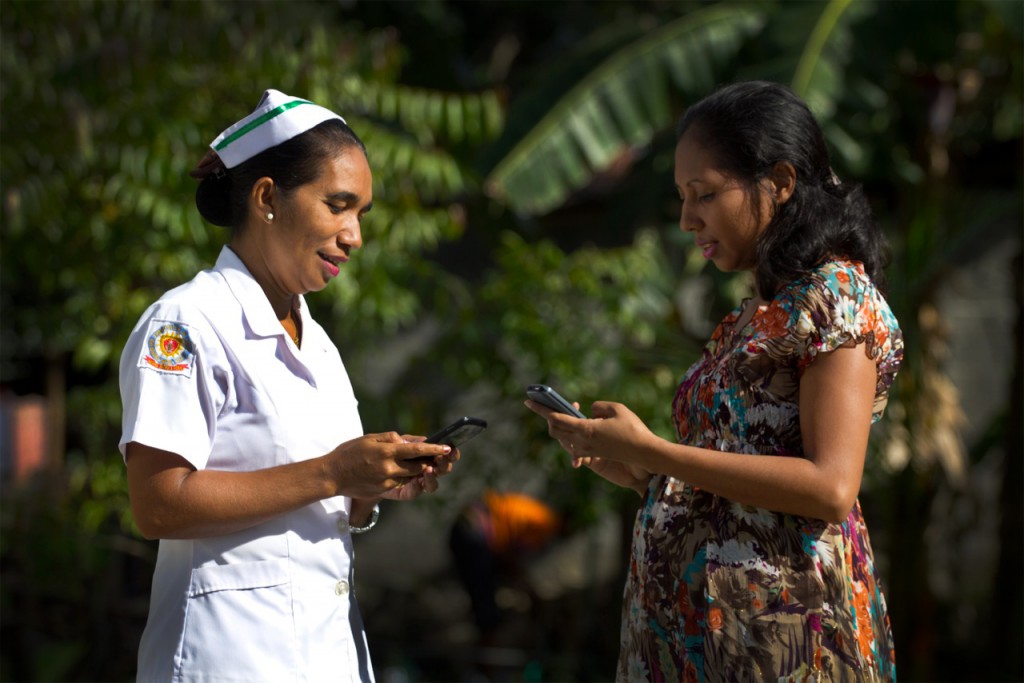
xmin=1 ymin=1 xmax=1021 ymax=681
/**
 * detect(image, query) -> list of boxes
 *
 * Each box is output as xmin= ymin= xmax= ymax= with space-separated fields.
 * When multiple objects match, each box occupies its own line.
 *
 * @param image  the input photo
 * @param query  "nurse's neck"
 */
xmin=226 ymin=241 xmax=297 ymax=321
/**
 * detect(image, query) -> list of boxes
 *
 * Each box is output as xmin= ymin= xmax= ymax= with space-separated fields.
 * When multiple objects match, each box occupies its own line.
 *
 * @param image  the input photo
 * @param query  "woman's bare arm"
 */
xmin=533 ymin=344 xmax=876 ymax=522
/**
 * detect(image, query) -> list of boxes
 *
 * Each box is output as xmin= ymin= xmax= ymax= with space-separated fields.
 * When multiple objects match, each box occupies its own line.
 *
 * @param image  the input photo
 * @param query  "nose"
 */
xmin=339 ymin=219 xmax=363 ymax=251
xmin=679 ymin=202 xmax=699 ymax=233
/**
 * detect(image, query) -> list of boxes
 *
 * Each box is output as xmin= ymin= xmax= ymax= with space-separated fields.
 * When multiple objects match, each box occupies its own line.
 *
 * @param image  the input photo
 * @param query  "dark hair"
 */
xmin=195 ymin=119 xmax=367 ymax=230
xmin=676 ymin=81 xmax=889 ymax=298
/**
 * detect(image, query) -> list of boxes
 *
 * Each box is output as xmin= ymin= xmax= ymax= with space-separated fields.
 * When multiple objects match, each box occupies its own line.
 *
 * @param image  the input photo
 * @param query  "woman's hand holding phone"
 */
xmin=524 ymin=386 xmax=587 ymax=459
xmin=525 ymin=386 xmax=654 ymax=496
xmin=525 ymin=384 xmax=586 ymax=418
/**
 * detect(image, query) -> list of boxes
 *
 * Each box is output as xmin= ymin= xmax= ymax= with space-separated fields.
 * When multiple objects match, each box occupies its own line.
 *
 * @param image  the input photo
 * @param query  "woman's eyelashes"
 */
xmin=677 ymin=191 xmax=716 ymax=207
xmin=326 ymin=203 xmax=371 ymax=223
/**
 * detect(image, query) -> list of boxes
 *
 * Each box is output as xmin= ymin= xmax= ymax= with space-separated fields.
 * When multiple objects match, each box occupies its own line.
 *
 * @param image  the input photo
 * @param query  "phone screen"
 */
xmin=526 ymin=384 xmax=585 ymax=419
xmin=424 ymin=416 xmax=487 ymax=448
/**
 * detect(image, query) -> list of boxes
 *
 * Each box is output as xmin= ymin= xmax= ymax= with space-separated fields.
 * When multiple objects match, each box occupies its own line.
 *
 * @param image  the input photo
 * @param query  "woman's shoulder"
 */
xmin=777 ymin=259 xmax=893 ymax=316
xmin=151 ymin=268 xmax=234 ymax=315
xmin=770 ymin=258 xmax=903 ymax=369
xmin=129 ymin=268 xmax=237 ymax=346
xmin=787 ymin=258 xmax=872 ymax=295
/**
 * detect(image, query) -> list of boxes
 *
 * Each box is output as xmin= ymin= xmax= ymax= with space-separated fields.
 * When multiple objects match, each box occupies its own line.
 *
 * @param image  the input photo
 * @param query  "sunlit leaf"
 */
xmin=486 ymin=5 xmax=765 ymax=214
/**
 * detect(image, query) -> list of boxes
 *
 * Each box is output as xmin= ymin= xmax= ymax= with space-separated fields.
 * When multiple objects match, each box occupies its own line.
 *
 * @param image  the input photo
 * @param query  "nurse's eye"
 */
xmin=699 ymin=192 xmax=715 ymax=203
xmin=358 ymin=204 xmax=373 ymax=224
xmin=326 ymin=202 xmax=345 ymax=215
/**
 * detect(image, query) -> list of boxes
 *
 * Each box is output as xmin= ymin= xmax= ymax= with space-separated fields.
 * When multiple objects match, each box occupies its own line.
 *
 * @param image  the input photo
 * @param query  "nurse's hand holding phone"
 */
xmin=392 ymin=416 xmax=486 ymax=498
xmin=370 ymin=416 xmax=486 ymax=502
xmin=325 ymin=432 xmax=454 ymax=502
xmin=524 ymin=384 xmax=654 ymax=496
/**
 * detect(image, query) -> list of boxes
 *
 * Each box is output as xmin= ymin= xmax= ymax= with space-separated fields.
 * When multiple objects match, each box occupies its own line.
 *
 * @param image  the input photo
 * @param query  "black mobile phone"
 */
xmin=526 ymin=384 xmax=586 ymax=419
xmin=424 ymin=416 xmax=488 ymax=448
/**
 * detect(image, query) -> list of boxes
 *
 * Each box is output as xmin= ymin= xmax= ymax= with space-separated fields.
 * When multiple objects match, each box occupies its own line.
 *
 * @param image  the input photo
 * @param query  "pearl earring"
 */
xmin=266 ymin=212 xmax=274 ymax=222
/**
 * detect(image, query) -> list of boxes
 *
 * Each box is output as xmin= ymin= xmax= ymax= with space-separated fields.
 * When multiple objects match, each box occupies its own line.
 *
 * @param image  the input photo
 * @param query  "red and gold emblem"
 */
xmin=142 ymin=322 xmax=195 ymax=374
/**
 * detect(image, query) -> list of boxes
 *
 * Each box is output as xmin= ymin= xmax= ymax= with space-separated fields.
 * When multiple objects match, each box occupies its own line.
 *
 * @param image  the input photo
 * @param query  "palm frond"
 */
xmin=484 ymin=5 xmax=765 ymax=215
xmin=787 ymin=0 xmax=877 ymax=155
xmin=333 ymin=75 xmax=504 ymax=147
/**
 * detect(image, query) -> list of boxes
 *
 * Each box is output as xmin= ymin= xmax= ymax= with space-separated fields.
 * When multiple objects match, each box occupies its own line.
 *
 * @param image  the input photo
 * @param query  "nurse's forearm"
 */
xmin=127 ymin=443 xmax=339 ymax=539
xmin=127 ymin=435 xmax=441 ymax=538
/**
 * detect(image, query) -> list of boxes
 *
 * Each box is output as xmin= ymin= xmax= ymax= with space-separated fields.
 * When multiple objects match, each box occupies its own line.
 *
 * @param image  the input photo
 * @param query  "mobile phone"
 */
xmin=424 ymin=416 xmax=488 ymax=448
xmin=526 ymin=384 xmax=586 ymax=419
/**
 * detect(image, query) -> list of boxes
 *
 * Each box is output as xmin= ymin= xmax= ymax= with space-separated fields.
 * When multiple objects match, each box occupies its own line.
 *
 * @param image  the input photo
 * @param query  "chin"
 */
xmin=717 ymin=257 xmax=753 ymax=274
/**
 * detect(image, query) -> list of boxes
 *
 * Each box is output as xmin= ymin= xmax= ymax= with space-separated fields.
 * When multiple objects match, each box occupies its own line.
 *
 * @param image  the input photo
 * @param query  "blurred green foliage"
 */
xmin=1 ymin=0 xmax=1021 ymax=681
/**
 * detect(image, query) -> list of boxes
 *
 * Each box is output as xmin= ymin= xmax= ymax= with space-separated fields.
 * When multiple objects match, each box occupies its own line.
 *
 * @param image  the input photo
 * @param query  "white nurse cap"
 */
xmin=209 ymin=89 xmax=346 ymax=169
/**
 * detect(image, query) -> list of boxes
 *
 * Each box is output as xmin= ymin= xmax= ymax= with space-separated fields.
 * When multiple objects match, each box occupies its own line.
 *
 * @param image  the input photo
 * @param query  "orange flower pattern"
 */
xmin=617 ymin=260 xmax=901 ymax=682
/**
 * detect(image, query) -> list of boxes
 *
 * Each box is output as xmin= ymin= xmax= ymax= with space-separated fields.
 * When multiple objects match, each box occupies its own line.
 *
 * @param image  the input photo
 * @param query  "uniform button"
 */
xmin=335 ymin=580 xmax=350 ymax=596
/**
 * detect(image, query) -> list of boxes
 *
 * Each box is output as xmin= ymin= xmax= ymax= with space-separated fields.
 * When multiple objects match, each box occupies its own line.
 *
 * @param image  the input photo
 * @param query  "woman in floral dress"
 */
xmin=527 ymin=81 xmax=902 ymax=682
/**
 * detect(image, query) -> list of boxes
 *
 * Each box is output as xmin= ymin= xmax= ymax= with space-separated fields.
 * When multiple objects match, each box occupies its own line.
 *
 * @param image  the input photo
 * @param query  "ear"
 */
xmin=250 ymin=176 xmax=277 ymax=221
xmin=768 ymin=161 xmax=796 ymax=205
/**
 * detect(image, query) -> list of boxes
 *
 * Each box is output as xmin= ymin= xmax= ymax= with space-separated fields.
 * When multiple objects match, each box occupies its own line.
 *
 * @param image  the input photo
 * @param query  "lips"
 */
xmin=318 ymin=251 xmax=347 ymax=278
xmin=318 ymin=251 xmax=348 ymax=267
xmin=696 ymin=240 xmax=717 ymax=259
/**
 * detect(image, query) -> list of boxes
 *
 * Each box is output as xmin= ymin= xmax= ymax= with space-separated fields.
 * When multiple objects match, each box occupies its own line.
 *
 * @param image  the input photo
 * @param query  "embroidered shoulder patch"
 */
xmin=139 ymin=320 xmax=196 ymax=376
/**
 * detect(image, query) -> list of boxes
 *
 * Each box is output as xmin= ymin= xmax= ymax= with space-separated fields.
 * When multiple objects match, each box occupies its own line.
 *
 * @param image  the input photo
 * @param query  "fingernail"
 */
xmin=442 ymin=446 xmax=452 ymax=453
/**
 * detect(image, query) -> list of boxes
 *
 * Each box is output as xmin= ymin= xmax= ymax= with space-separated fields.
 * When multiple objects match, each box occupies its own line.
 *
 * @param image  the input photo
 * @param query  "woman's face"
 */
xmin=674 ymin=131 xmax=774 ymax=274
xmin=265 ymin=147 xmax=372 ymax=295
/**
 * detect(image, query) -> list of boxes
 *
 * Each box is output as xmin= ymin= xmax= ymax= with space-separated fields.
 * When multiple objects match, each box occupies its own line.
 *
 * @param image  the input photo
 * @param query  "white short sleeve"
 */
xmin=119 ymin=302 xmax=222 ymax=469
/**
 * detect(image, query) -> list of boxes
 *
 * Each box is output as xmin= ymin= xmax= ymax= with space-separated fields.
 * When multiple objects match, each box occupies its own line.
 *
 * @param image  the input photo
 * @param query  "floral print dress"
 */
xmin=617 ymin=260 xmax=903 ymax=683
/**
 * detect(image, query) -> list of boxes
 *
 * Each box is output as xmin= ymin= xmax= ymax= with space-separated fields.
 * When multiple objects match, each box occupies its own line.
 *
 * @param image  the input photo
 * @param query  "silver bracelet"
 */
xmin=347 ymin=503 xmax=380 ymax=535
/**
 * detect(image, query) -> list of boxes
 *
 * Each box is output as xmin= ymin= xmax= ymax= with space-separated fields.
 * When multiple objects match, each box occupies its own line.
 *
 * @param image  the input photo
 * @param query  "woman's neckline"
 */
xmin=732 ymin=296 xmax=769 ymax=333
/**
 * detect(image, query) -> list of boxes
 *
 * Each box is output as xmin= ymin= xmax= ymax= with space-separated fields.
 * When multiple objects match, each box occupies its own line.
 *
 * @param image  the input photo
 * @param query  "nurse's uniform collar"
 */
xmin=215 ymin=247 xmax=309 ymax=343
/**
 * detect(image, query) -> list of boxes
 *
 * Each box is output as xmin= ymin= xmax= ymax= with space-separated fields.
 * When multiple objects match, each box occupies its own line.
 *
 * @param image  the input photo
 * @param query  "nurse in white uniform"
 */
xmin=119 ymin=89 xmax=455 ymax=683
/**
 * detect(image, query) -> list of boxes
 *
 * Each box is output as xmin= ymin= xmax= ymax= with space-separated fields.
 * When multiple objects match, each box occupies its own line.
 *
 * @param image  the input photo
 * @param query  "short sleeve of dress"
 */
xmin=772 ymin=260 xmax=904 ymax=421
xmin=118 ymin=300 xmax=223 ymax=469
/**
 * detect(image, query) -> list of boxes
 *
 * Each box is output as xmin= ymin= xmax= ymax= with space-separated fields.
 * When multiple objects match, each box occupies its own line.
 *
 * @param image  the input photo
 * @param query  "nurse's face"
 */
xmin=674 ymin=131 xmax=773 ymax=274
xmin=267 ymin=146 xmax=372 ymax=294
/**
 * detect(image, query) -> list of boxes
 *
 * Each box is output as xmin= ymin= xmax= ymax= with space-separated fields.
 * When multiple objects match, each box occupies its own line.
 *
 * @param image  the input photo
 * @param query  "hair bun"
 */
xmin=195 ymin=173 xmax=234 ymax=227
xmin=190 ymin=150 xmax=226 ymax=180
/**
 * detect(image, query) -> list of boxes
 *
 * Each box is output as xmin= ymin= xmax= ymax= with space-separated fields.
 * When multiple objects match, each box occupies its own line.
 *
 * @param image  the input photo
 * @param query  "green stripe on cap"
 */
xmin=213 ymin=99 xmax=315 ymax=152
